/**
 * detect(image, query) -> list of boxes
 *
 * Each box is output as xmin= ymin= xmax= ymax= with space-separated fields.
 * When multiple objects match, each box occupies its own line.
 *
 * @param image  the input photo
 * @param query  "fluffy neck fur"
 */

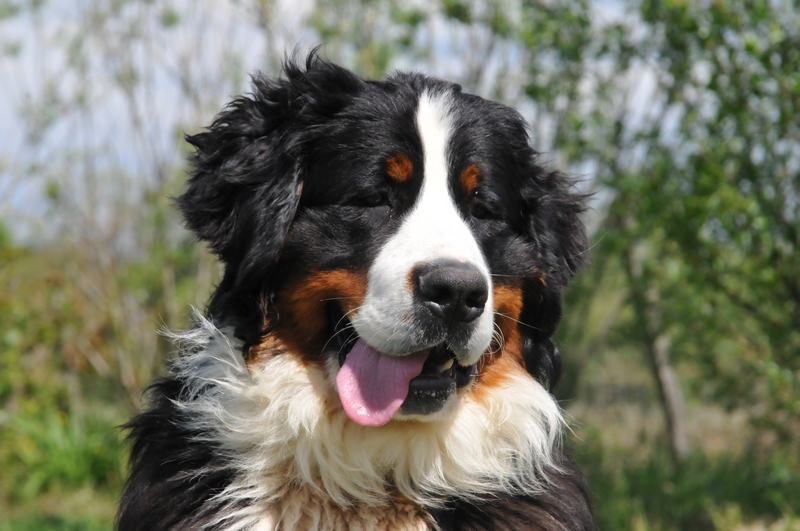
xmin=168 ymin=314 xmax=564 ymax=530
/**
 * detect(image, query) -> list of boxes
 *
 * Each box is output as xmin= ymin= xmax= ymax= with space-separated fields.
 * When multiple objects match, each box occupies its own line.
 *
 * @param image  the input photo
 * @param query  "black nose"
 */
xmin=414 ymin=261 xmax=489 ymax=325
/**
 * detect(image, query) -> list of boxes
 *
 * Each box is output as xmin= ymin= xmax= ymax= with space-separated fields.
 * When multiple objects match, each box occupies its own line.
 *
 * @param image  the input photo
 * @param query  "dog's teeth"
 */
xmin=438 ymin=358 xmax=454 ymax=373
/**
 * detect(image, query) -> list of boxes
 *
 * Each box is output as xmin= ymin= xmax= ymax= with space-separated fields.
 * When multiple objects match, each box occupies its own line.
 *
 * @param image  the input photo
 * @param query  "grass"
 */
xmin=0 ymin=515 xmax=111 ymax=531
xmin=0 ymin=483 xmax=119 ymax=531
xmin=0 ymin=406 xmax=125 ymax=529
xmin=1 ymin=406 xmax=126 ymax=502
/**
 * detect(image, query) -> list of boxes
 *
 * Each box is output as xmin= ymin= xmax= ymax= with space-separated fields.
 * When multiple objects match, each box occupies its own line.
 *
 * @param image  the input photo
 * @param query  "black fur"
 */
xmin=432 ymin=454 xmax=595 ymax=531
xmin=118 ymin=379 xmax=235 ymax=531
xmin=178 ymin=56 xmax=365 ymax=348
xmin=119 ymin=52 xmax=594 ymax=531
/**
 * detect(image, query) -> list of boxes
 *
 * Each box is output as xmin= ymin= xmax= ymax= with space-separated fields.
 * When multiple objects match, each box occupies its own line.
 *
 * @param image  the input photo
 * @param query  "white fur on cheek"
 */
xmin=168 ymin=315 xmax=564 ymax=531
xmin=351 ymin=91 xmax=494 ymax=362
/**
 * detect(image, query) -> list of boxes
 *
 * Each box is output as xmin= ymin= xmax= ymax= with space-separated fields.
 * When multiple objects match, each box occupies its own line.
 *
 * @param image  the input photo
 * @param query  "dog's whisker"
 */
xmin=487 ymin=323 xmax=505 ymax=357
xmin=320 ymin=307 xmax=361 ymax=354
xmin=494 ymin=311 xmax=543 ymax=332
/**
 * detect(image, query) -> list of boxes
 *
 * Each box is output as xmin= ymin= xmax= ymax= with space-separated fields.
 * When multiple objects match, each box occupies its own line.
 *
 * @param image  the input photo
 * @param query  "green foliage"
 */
xmin=309 ymin=0 xmax=421 ymax=78
xmin=0 ymin=233 xmax=128 ymax=515
xmin=0 ymin=1 xmax=20 ymax=21
xmin=596 ymin=0 xmax=800 ymax=441
xmin=0 ymin=515 xmax=109 ymax=531
xmin=0 ymin=186 xmax=208 ymax=518
xmin=442 ymin=0 xmax=471 ymax=23
xmin=160 ymin=7 xmax=179 ymax=28
xmin=2 ymin=409 xmax=126 ymax=501
xmin=574 ymin=431 xmax=800 ymax=530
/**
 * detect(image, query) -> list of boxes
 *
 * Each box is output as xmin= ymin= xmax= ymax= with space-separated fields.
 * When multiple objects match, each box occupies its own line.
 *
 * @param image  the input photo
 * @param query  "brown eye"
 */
xmin=361 ymin=193 xmax=387 ymax=207
xmin=471 ymin=203 xmax=493 ymax=219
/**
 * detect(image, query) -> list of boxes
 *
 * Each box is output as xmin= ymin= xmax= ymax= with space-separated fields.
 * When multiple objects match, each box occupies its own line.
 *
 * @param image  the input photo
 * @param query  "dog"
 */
xmin=117 ymin=53 xmax=595 ymax=531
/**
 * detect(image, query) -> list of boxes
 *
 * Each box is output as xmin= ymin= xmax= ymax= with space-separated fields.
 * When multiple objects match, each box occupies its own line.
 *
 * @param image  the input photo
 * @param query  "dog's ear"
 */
xmin=178 ymin=53 xmax=363 ymax=328
xmin=518 ymin=164 xmax=589 ymax=389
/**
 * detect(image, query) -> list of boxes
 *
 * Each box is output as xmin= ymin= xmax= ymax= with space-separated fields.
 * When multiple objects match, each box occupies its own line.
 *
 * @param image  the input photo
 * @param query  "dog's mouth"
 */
xmin=327 ymin=302 xmax=478 ymax=426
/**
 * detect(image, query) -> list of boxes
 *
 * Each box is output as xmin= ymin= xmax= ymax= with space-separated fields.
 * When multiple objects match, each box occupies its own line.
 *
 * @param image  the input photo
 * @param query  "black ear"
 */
xmin=523 ymin=166 xmax=590 ymax=287
xmin=518 ymin=164 xmax=589 ymax=390
xmin=177 ymin=53 xmax=363 ymax=331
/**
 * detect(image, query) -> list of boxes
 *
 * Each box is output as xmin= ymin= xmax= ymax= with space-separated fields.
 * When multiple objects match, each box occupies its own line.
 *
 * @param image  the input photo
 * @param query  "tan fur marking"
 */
xmin=250 ymin=270 xmax=366 ymax=366
xmin=470 ymin=283 xmax=525 ymax=403
xmin=491 ymin=283 xmax=524 ymax=362
xmin=248 ymin=333 xmax=286 ymax=366
xmin=386 ymin=154 xmax=414 ymax=183
xmin=459 ymin=164 xmax=481 ymax=195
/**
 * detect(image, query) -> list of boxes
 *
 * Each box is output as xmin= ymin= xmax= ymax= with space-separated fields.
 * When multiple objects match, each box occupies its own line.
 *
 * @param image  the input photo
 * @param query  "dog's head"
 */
xmin=179 ymin=53 xmax=587 ymax=429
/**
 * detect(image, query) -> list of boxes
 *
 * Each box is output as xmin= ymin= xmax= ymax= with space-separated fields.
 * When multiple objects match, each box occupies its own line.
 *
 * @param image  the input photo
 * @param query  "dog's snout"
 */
xmin=415 ymin=261 xmax=488 ymax=325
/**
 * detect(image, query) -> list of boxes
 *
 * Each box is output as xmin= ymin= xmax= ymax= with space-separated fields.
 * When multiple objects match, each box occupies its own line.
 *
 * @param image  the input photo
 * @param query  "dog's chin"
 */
xmin=393 ymin=396 xmax=460 ymax=423
xmin=325 ymin=302 xmax=479 ymax=421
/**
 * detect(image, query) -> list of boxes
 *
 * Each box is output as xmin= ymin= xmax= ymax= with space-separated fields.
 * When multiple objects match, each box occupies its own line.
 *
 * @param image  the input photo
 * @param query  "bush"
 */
xmin=1 ymin=408 xmax=126 ymax=502
xmin=573 ymin=431 xmax=800 ymax=530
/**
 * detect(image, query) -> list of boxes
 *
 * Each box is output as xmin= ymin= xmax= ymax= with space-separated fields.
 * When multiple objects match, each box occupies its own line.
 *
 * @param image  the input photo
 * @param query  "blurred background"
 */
xmin=0 ymin=0 xmax=798 ymax=529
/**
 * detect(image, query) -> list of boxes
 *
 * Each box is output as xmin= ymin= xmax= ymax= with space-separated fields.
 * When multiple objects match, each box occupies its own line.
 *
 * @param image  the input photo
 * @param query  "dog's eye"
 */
xmin=471 ymin=203 xmax=494 ymax=220
xmin=361 ymin=193 xmax=388 ymax=207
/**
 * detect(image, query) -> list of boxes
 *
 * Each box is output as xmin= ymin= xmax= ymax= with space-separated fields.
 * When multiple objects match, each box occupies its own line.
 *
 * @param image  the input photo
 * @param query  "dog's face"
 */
xmin=180 ymin=58 xmax=587 ymax=429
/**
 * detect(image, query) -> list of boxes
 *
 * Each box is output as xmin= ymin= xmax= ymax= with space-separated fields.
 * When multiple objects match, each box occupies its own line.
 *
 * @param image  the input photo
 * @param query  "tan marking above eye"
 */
xmin=460 ymin=164 xmax=481 ymax=195
xmin=386 ymin=154 xmax=413 ymax=183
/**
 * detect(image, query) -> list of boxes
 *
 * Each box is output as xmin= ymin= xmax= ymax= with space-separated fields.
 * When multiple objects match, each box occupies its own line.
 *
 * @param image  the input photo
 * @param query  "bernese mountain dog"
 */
xmin=117 ymin=53 xmax=595 ymax=531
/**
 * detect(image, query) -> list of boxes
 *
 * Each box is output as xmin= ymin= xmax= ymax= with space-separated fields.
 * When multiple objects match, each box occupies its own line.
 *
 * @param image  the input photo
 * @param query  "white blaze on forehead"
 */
xmin=350 ymin=91 xmax=494 ymax=363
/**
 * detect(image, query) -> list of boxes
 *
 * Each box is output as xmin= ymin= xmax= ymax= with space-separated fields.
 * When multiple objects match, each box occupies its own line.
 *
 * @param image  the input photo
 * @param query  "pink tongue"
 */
xmin=336 ymin=338 xmax=428 ymax=427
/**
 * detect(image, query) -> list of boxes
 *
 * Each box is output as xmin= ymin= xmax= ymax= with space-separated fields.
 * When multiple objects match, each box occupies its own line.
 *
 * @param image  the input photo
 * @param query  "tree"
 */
xmin=619 ymin=0 xmax=799 ymax=445
xmin=558 ymin=0 xmax=800 ymax=462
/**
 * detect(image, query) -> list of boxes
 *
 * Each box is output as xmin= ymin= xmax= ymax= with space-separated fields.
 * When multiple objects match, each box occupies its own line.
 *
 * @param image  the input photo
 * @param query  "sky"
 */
xmin=0 ymin=0 xmax=313 ymax=241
